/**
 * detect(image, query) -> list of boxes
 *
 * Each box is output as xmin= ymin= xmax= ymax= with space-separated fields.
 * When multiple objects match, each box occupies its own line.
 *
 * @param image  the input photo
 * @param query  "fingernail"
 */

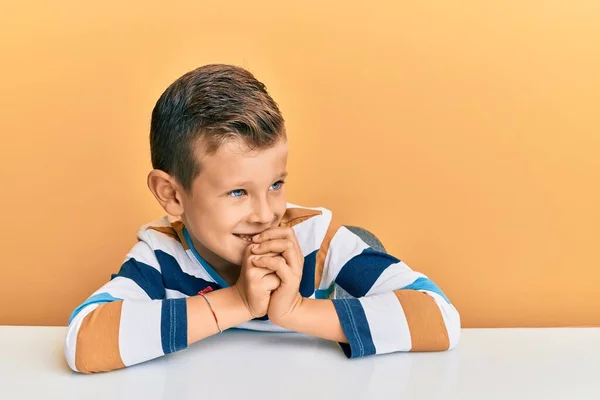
xmin=252 ymin=234 xmax=260 ymax=242
xmin=251 ymin=244 xmax=259 ymax=251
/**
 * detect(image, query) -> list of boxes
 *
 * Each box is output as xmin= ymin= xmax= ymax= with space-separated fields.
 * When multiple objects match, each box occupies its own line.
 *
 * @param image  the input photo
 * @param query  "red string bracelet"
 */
xmin=198 ymin=292 xmax=222 ymax=334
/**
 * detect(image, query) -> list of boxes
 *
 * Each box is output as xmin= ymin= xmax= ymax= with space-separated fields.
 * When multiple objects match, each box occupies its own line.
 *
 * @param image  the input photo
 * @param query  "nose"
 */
xmin=248 ymin=196 xmax=275 ymax=225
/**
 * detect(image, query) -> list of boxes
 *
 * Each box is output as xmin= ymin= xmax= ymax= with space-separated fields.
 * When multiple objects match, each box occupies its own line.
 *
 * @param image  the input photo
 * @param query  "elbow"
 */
xmin=64 ymin=320 xmax=81 ymax=372
xmin=64 ymin=306 xmax=126 ymax=374
xmin=64 ymin=326 xmax=126 ymax=373
xmin=445 ymin=304 xmax=461 ymax=351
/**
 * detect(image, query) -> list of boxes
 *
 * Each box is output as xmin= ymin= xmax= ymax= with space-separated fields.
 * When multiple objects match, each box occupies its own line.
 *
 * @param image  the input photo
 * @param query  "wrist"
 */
xmin=229 ymin=285 xmax=255 ymax=321
xmin=206 ymin=286 xmax=253 ymax=328
xmin=270 ymin=294 xmax=305 ymax=328
xmin=273 ymin=298 xmax=347 ymax=343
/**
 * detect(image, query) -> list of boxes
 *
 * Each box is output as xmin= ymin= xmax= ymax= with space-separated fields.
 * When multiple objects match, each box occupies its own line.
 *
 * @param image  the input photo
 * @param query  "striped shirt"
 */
xmin=65 ymin=203 xmax=460 ymax=373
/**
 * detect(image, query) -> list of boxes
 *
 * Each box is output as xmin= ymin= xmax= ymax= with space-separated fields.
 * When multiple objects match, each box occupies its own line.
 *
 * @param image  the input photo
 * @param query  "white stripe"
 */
xmin=291 ymin=207 xmax=331 ymax=256
xmin=183 ymin=250 xmax=219 ymax=281
xmin=91 ymin=276 xmax=151 ymax=300
xmin=123 ymin=240 xmax=162 ymax=274
xmin=165 ymin=288 xmax=188 ymax=299
xmin=142 ymin=228 xmax=184 ymax=257
xmin=366 ymin=262 xmax=426 ymax=296
xmin=321 ymin=226 xmax=369 ymax=290
xmin=119 ymin=300 xmax=164 ymax=366
xmin=360 ymin=292 xmax=412 ymax=354
xmin=141 ymin=229 xmax=215 ymax=281
xmin=64 ymin=303 xmax=99 ymax=372
xmin=286 ymin=202 xmax=323 ymax=210
xmin=144 ymin=226 xmax=217 ymax=282
xmin=424 ymin=291 xmax=461 ymax=349
xmin=138 ymin=216 xmax=171 ymax=231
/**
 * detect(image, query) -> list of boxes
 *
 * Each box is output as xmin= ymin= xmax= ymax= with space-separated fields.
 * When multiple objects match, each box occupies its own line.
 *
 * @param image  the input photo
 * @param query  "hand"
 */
xmin=251 ymin=227 xmax=304 ymax=325
xmin=232 ymin=244 xmax=281 ymax=319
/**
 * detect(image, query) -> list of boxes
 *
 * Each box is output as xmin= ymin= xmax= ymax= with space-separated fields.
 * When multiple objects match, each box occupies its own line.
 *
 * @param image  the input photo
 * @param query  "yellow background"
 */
xmin=1 ymin=1 xmax=598 ymax=327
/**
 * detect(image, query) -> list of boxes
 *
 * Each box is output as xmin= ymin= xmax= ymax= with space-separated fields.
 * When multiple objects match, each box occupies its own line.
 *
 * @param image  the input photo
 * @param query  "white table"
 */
xmin=1 ymin=326 xmax=599 ymax=399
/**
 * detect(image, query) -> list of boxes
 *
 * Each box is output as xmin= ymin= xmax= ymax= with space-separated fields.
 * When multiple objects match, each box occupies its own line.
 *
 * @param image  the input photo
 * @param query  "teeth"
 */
xmin=236 ymin=234 xmax=253 ymax=242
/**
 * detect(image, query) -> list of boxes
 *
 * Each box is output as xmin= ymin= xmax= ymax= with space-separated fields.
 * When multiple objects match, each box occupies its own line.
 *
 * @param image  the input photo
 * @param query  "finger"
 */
xmin=252 ymin=227 xmax=296 ymax=243
xmin=251 ymin=240 xmax=291 ymax=254
xmin=262 ymin=273 xmax=281 ymax=292
xmin=253 ymin=256 xmax=296 ymax=284
xmin=242 ymin=241 xmax=255 ymax=259
xmin=243 ymin=249 xmax=278 ymax=267
xmin=251 ymin=240 xmax=301 ymax=275
xmin=248 ymin=252 xmax=280 ymax=278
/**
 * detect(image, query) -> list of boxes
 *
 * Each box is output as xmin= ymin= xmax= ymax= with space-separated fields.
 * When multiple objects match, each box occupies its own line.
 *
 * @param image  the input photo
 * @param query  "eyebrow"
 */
xmin=229 ymin=172 xmax=288 ymax=188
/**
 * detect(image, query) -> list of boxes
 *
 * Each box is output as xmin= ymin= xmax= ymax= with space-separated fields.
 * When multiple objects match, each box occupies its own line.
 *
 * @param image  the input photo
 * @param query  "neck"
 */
xmin=215 ymin=265 xmax=241 ymax=286
xmin=189 ymin=236 xmax=240 ymax=286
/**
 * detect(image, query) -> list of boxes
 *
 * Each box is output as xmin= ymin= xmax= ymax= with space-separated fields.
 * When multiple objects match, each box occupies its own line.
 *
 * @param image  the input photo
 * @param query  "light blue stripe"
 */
xmin=183 ymin=227 xmax=229 ymax=288
xmin=68 ymin=292 xmax=121 ymax=325
xmin=402 ymin=277 xmax=451 ymax=304
xmin=314 ymin=284 xmax=335 ymax=299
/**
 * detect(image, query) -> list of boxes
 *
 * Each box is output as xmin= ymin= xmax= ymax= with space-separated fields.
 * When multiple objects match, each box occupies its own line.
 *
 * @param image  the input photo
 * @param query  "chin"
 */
xmin=226 ymin=236 xmax=250 ymax=265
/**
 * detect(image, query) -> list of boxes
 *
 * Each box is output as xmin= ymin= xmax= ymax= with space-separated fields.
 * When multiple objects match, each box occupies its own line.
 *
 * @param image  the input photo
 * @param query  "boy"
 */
xmin=65 ymin=64 xmax=460 ymax=373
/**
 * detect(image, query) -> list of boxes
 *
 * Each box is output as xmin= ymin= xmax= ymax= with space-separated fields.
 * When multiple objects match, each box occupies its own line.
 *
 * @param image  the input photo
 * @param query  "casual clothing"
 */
xmin=65 ymin=203 xmax=460 ymax=373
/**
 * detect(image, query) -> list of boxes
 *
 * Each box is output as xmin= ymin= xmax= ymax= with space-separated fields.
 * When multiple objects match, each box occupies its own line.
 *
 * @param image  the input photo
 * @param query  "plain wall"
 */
xmin=1 ymin=1 xmax=598 ymax=327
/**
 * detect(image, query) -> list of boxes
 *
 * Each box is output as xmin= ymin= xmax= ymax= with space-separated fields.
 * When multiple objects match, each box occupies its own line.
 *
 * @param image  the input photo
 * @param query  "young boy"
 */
xmin=65 ymin=64 xmax=460 ymax=373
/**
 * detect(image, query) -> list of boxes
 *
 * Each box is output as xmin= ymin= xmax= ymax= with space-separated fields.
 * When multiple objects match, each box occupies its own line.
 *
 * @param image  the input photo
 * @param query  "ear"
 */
xmin=147 ymin=170 xmax=185 ymax=217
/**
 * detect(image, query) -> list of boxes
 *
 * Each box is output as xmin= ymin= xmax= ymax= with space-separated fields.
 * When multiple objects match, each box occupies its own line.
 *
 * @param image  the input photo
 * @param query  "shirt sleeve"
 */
xmin=64 ymin=230 xmax=188 ymax=373
xmin=319 ymin=223 xmax=461 ymax=358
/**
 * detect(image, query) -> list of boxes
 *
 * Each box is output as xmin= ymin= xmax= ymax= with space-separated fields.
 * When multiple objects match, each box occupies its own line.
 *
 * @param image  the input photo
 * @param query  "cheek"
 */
xmin=188 ymin=205 xmax=235 ymax=239
xmin=272 ymin=199 xmax=288 ymax=222
xmin=215 ymin=205 xmax=247 ymax=232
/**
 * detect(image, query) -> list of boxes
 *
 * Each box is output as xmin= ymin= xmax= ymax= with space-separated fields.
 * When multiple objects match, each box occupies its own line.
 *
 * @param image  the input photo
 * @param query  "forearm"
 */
xmin=187 ymin=286 xmax=253 ymax=344
xmin=66 ymin=288 xmax=252 ymax=374
xmin=67 ymin=298 xmax=188 ymax=373
xmin=275 ymin=298 xmax=348 ymax=343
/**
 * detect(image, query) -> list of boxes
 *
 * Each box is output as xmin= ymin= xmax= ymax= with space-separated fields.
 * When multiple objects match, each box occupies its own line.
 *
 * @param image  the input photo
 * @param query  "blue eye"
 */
xmin=270 ymin=180 xmax=285 ymax=191
xmin=228 ymin=189 xmax=246 ymax=198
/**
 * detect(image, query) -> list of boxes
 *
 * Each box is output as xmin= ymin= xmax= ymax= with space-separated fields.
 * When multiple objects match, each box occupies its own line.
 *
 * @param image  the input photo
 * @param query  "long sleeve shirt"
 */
xmin=65 ymin=203 xmax=460 ymax=373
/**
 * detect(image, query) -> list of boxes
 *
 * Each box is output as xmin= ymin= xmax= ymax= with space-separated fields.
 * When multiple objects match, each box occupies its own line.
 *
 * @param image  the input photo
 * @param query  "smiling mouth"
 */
xmin=233 ymin=234 xmax=256 ymax=242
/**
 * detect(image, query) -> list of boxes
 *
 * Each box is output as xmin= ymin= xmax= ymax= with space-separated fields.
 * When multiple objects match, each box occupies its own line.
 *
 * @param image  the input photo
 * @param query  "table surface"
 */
xmin=1 ymin=326 xmax=599 ymax=400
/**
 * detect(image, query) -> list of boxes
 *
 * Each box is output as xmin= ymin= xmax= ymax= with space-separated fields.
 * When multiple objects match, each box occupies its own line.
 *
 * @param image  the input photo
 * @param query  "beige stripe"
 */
xmin=279 ymin=207 xmax=323 ymax=228
xmin=170 ymin=220 xmax=189 ymax=250
xmin=314 ymin=218 xmax=341 ymax=290
xmin=75 ymin=301 xmax=126 ymax=373
xmin=394 ymin=290 xmax=450 ymax=351
xmin=147 ymin=226 xmax=179 ymax=242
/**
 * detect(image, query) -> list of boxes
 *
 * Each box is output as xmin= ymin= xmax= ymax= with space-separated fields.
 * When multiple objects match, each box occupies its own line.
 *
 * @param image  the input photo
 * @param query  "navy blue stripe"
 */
xmin=335 ymin=248 xmax=400 ymax=297
xmin=183 ymin=227 xmax=229 ymax=288
xmin=299 ymin=250 xmax=317 ymax=297
xmin=111 ymin=258 xmax=165 ymax=299
xmin=155 ymin=250 xmax=221 ymax=296
xmin=332 ymin=298 xmax=376 ymax=358
xmin=160 ymin=298 xmax=188 ymax=354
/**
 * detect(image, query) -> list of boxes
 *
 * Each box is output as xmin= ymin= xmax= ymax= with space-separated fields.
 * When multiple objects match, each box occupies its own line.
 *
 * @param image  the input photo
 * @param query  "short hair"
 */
xmin=150 ymin=64 xmax=286 ymax=191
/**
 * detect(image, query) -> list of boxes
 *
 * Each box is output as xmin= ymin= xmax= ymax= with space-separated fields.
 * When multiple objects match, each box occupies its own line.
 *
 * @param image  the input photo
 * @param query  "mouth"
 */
xmin=233 ymin=233 xmax=258 ymax=243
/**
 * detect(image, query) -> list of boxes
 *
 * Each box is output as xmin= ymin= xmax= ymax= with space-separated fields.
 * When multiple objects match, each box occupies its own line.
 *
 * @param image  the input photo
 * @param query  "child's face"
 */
xmin=180 ymin=137 xmax=288 ymax=270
